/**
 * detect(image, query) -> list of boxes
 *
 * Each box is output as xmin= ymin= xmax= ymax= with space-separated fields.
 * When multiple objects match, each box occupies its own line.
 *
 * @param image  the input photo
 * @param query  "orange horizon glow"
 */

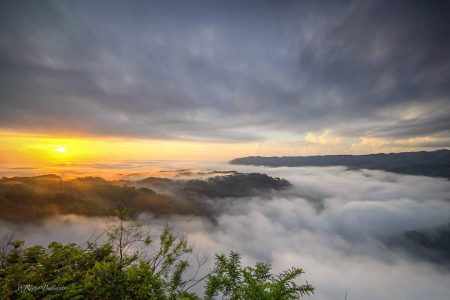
xmin=0 ymin=130 xmax=260 ymax=164
xmin=1 ymin=130 xmax=448 ymax=166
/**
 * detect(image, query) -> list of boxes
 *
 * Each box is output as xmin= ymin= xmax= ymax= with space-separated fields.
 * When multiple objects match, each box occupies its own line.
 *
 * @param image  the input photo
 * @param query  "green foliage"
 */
xmin=179 ymin=173 xmax=291 ymax=198
xmin=0 ymin=210 xmax=313 ymax=299
xmin=0 ymin=176 xmax=192 ymax=222
xmin=0 ymin=173 xmax=291 ymax=222
xmin=205 ymin=252 xmax=314 ymax=300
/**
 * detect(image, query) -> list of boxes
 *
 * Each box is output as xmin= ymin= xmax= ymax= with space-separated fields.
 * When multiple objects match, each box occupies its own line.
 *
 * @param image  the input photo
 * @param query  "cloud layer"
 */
xmin=2 ymin=164 xmax=450 ymax=299
xmin=0 ymin=1 xmax=449 ymax=147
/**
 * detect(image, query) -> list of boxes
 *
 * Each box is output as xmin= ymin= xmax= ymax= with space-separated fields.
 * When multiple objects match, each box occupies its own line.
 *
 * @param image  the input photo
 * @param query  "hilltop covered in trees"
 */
xmin=0 ymin=173 xmax=291 ymax=222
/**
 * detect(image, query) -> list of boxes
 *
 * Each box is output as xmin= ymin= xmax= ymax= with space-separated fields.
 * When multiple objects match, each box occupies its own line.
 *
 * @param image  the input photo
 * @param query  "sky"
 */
xmin=0 ymin=0 xmax=449 ymax=162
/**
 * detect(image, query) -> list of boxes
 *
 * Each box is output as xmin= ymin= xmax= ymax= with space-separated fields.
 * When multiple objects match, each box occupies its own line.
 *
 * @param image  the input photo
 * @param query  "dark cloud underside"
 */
xmin=0 ymin=0 xmax=449 ymax=142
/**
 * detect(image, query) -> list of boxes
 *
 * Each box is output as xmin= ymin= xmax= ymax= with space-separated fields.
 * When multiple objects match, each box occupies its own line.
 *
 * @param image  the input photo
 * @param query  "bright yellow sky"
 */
xmin=0 ymin=129 xmax=446 ymax=166
xmin=0 ymin=130 xmax=264 ymax=164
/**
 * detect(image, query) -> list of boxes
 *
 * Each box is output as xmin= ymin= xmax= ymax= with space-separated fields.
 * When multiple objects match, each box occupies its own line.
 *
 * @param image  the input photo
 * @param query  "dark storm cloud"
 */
xmin=0 ymin=0 xmax=449 ymax=141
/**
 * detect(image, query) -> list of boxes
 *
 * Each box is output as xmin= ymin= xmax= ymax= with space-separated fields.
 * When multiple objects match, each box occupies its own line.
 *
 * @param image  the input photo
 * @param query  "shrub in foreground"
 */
xmin=0 ymin=210 xmax=314 ymax=299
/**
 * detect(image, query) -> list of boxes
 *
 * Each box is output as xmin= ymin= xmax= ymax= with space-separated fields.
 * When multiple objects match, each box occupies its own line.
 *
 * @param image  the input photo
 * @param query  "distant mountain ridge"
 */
xmin=230 ymin=149 xmax=450 ymax=179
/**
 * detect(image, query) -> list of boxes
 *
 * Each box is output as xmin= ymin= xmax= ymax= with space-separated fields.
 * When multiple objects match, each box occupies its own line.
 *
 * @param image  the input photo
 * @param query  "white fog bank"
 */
xmin=2 ymin=164 xmax=450 ymax=299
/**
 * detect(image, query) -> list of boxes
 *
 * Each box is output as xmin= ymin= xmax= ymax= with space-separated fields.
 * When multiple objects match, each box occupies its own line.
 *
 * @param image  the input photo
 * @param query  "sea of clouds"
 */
xmin=2 ymin=163 xmax=450 ymax=299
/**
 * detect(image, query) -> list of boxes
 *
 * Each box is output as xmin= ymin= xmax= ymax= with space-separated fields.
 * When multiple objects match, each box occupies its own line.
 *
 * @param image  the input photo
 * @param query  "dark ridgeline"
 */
xmin=385 ymin=222 xmax=450 ymax=267
xmin=230 ymin=149 xmax=450 ymax=179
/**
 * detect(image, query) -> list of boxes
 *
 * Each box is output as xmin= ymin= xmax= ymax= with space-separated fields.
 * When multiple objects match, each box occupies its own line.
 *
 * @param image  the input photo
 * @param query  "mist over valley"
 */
xmin=2 ymin=159 xmax=450 ymax=299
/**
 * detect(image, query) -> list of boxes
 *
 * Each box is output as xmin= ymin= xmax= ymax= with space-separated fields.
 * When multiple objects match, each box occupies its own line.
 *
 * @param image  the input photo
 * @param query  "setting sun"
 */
xmin=55 ymin=147 xmax=66 ymax=153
